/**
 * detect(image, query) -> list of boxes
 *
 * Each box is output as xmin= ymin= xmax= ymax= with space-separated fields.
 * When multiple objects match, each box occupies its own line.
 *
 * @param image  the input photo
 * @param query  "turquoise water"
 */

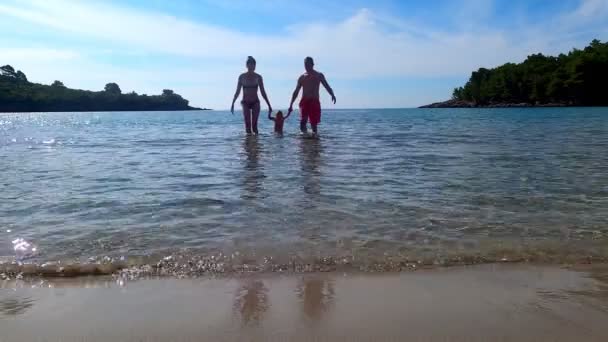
xmin=1 ymin=108 xmax=608 ymax=274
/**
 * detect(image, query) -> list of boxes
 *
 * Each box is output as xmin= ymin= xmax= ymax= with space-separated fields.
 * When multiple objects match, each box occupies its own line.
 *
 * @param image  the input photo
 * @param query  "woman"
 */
xmin=231 ymin=56 xmax=272 ymax=135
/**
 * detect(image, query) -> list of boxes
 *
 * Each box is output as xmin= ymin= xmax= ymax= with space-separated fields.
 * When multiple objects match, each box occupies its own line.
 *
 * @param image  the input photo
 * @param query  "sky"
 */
xmin=1 ymin=0 xmax=607 ymax=109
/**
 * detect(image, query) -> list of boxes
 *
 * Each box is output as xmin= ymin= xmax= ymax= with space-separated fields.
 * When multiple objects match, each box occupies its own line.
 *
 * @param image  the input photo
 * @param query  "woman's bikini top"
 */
xmin=242 ymin=74 xmax=260 ymax=90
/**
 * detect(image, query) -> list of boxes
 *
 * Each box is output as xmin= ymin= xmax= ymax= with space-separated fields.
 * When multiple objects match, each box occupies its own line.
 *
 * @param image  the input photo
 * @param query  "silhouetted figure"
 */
xmin=241 ymin=136 xmax=264 ymax=199
xmin=296 ymin=276 xmax=335 ymax=321
xmin=231 ymin=56 xmax=273 ymax=135
xmin=268 ymin=110 xmax=291 ymax=134
xmin=233 ymin=280 xmax=269 ymax=325
xmin=288 ymin=57 xmax=336 ymax=135
xmin=0 ymin=296 xmax=34 ymax=316
xmin=299 ymin=137 xmax=323 ymax=198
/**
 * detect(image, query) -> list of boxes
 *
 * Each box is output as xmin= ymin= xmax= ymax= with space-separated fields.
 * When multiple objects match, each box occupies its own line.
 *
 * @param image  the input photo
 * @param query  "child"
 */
xmin=268 ymin=110 xmax=290 ymax=134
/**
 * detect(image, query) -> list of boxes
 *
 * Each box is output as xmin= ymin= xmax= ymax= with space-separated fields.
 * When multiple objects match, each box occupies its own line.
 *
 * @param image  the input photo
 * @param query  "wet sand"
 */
xmin=1 ymin=264 xmax=608 ymax=341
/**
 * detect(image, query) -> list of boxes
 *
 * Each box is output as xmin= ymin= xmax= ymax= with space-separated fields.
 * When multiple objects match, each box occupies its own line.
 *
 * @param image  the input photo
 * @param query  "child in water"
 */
xmin=268 ymin=110 xmax=290 ymax=134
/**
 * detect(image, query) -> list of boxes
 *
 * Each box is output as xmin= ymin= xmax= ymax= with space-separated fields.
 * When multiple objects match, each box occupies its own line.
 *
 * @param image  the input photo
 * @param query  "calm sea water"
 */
xmin=1 ymin=108 xmax=608 ymax=273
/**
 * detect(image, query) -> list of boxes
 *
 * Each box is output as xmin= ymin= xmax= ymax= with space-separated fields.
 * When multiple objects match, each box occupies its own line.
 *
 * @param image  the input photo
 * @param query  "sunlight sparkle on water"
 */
xmin=11 ymin=238 xmax=38 ymax=259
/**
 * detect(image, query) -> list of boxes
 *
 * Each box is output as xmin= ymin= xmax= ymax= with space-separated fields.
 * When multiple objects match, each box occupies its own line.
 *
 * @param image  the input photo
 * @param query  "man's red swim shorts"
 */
xmin=299 ymin=98 xmax=321 ymax=125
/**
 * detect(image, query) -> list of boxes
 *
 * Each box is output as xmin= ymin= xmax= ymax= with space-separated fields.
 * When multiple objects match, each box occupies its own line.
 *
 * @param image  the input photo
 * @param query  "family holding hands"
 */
xmin=231 ymin=56 xmax=336 ymax=136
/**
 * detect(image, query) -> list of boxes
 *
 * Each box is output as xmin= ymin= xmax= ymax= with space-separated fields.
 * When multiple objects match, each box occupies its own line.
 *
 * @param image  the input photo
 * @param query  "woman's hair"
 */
xmin=247 ymin=56 xmax=256 ymax=65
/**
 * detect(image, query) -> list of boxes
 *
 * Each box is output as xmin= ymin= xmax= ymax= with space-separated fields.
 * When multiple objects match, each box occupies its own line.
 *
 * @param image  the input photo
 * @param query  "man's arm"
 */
xmin=288 ymin=76 xmax=303 ymax=114
xmin=320 ymin=73 xmax=336 ymax=104
xmin=230 ymin=75 xmax=242 ymax=114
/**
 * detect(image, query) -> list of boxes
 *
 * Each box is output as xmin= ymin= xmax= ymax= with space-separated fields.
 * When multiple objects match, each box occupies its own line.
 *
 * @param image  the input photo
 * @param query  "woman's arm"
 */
xmin=258 ymin=75 xmax=272 ymax=114
xmin=231 ymin=75 xmax=242 ymax=114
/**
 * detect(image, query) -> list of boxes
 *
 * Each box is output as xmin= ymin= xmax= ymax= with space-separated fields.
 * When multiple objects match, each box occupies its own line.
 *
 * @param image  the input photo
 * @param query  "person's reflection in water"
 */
xmin=0 ymin=296 xmax=35 ymax=316
xmin=241 ymin=135 xmax=265 ymax=200
xmin=233 ymin=279 xmax=269 ymax=325
xmin=296 ymin=276 xmax=335 ymax=321
xmin=298 ymin=137 xmax=323 ymax=201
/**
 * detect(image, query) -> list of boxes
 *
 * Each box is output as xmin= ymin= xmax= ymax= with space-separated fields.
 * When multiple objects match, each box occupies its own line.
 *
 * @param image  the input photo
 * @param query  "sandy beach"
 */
xmin=1 ymin=264 xmax=608 ymax=341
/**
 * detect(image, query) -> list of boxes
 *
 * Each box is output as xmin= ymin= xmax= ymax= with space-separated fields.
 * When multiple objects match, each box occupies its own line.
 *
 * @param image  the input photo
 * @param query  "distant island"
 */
xmin=0 ymin=65 xmax=208 ymax=112
xmin=421 ymin=39 xmax=608 ymax=108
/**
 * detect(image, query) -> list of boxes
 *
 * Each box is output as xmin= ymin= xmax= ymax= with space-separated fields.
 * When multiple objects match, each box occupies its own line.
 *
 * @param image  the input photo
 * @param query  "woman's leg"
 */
xmin=242 ymin=103 xmax=252 ymax=134
xmin=251 ymin=102 xmax=261 ymax=135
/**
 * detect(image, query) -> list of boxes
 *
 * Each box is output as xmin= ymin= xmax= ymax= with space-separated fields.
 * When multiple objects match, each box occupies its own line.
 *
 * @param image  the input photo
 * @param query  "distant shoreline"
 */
xmin=0 ymin=108 xmax=212 ymax=113
xmin=440 ymin=40 xmax=608 ymax=108
xmin=1 ymin=65 xmax=208 ymax=113
xmin=419 ymin=99 xmax=573 ymax=108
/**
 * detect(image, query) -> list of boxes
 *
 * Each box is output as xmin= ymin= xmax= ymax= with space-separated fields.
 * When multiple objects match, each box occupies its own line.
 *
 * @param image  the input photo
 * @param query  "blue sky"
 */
xmin=1 ymin=0 xmax=607 ymax=109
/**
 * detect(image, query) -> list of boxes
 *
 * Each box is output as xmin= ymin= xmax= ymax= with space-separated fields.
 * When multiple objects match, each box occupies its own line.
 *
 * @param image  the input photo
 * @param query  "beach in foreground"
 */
xmin=2 ymin=264 xmax=608 ymax=341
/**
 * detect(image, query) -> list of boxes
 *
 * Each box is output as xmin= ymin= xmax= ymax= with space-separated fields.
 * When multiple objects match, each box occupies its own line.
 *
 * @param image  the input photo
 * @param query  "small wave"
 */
xmin=93 ymin=177 xmax=132 ymax=183
xmin=46 ymin=200 xmax=123 ymax=215
xmin=135 ymin=138 xmax=193 ymax=147
xmin=2 ymin=240 xmax=608 ymax=280
xmin=11 ymin=238 xmax=38 ymax=260
xmin=0 ymin=262 xmax=124 ymax=279
xmin=161 ymin=198 xmax=225 ymax=208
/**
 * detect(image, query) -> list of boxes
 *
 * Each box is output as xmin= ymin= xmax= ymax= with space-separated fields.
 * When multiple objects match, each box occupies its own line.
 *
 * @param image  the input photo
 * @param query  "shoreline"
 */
xmin=419 ymin=99 xmax=574 ymax=108
xmin=4 ymin=236 xmax=608 ymax=279
xmin=3 ymin=256 xmax=608 ymax=280
xmin=3 ymin=222 xmax=608 ymax=282
xmin=2 ymin=264 xmax=608 ymax=341
xmin=0 ymin=108 xmax=211 ymax=113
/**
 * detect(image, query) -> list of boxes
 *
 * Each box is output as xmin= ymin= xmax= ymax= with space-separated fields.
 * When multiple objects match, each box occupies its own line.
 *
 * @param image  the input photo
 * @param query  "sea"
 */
xmin=1 ymin=108 xmax=607 ymax=276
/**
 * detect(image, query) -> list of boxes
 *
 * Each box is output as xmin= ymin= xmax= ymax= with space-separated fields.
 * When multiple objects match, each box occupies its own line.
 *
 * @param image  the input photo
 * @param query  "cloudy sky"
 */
xmin=1 ymin=0 xmax=607 ymax=109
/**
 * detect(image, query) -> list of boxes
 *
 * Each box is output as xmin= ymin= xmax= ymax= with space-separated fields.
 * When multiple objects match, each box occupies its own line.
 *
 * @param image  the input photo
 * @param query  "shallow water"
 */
xmin=1 ymin=108 xmax=608 ymax=274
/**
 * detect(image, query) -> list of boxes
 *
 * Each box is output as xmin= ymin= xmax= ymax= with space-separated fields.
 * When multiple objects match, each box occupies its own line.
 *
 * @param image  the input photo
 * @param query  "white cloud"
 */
xmin=575 ymin=0 xmax=608 ymax=17
xmin=0 ymin=48 xmax=79 ymax=62
xmin=0 ymin=0 xmax=592 ymax=77
xmin=0 ymin=0 xmax=281 ymax=58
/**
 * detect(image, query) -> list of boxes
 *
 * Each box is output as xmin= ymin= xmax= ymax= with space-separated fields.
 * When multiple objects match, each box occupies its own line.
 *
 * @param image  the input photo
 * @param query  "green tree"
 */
xmin=1 ymin=65 xmax=16 ymax=77
xmin=452 ymin=87 xmax=464 ymax=100
xmin=451 ymin=39 xmax=608 ymax=106
xmin=1 ymin=66 xmax=198 ymax=112
xmin=15 ymin=71 xmax=27 ymax=82
xmin=104 ymin=82 xmax=122 ymax=95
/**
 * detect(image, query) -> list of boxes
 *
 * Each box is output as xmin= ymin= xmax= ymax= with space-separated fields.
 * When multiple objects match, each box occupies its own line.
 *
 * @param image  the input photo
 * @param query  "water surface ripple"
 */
xmin=1 ymin=109 xmax=607 ymax=274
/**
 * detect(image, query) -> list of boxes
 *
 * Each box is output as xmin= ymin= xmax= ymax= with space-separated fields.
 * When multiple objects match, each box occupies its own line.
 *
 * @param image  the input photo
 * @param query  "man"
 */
xmin=288 ymin=57 xmax=336 ymax=135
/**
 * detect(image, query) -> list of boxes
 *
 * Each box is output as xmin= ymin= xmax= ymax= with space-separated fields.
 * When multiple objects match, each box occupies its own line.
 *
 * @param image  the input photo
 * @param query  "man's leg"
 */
xmin=300 ymin=101 xmax=309 ymax=133
xmin=300 ymin=119 xmax=308 ymax=133
xmin=310 ymin=101 xmax=321 ymax=135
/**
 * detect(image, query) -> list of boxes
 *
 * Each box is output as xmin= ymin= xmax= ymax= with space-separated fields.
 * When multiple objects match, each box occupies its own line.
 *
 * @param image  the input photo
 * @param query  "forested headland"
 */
xmin=0 ymin=65 xmax=203 ymax=112
xmin=422 ymin=39 xmax=608 ymax=108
